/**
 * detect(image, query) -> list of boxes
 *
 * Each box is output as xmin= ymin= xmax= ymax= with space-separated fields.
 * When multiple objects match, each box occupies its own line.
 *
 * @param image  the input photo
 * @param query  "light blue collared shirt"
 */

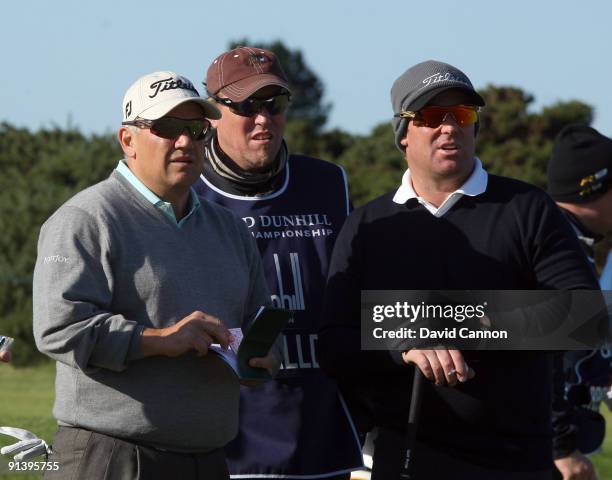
xmin=116 ymin=160 xmax=201 ymax=227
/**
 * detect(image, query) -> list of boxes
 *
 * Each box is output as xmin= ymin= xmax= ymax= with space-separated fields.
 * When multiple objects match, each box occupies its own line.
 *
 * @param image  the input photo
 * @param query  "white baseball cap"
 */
xmin=122 ymin=71 xmax=221 ymax=122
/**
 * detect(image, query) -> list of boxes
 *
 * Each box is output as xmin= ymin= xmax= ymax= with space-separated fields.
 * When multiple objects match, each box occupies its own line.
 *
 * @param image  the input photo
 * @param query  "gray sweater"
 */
xmin=33 ymin=171 xmax=269 ymax=452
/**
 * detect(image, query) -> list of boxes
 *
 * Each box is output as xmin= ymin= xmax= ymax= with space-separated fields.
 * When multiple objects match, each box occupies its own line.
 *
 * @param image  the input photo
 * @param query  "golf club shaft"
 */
xmin=399 ymin=367 xmax=424 ymax=479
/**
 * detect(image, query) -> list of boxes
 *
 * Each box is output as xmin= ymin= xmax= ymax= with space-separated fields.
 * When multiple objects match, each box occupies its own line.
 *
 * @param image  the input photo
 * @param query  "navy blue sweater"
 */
xmin=319 ymin=174 xmax=599 ymax=472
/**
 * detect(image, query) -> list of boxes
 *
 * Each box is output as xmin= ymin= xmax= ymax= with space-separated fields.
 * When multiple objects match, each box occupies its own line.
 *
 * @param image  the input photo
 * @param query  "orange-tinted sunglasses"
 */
xmin=395 ymin=105 xmax=480 ymax=128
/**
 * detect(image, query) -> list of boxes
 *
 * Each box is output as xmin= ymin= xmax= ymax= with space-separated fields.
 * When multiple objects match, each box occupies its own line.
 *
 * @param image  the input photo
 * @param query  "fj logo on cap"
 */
xmin=124 ymin=101 xmax=132 ymax=120
xmin=148 ymin=77 xmax=198 ymax=99
xmin=421 ymin=72 xmax=470 ymax=89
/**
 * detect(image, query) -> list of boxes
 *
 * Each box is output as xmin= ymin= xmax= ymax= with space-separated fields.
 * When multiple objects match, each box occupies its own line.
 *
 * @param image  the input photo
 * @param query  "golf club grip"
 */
xmin=408 ymin=367 xmax=424 ymax=425
xmin=399 ymin=367 xmax=425 ymax=479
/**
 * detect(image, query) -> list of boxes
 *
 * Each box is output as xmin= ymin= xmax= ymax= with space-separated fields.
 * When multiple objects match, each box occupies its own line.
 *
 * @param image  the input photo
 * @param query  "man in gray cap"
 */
xmin=319 ymin=60 xmax=599 ymax=479
xmin=547 ymin=124 xmax=612 ymax=480
xmin=33 ymin=71 xmax=276 ymax=479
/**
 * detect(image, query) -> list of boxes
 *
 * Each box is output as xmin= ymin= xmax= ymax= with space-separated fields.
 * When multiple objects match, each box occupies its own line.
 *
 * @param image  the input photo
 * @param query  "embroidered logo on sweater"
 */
xmin=43 ymin=255 xmax=70 ymax=264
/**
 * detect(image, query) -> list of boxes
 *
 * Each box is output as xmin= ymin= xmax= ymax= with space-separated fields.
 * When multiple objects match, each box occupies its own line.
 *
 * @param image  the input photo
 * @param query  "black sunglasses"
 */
xmin=122 ymin=117 xmax=211 ymax=141
xmin=212 ymin=93 xmax=291 ymax=117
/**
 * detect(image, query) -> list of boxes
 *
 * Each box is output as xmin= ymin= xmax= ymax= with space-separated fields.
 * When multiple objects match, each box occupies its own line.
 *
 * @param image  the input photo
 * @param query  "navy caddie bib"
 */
xmin=195 ymin=155 xmax=363 ymax=478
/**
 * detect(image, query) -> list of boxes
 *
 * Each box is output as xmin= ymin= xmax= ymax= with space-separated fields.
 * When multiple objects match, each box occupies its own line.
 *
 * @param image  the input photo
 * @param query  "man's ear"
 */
xmin=118 ymin=127 xmax=136 ymax=158
xmin=210 ymin=118 xmax=220 ymax=129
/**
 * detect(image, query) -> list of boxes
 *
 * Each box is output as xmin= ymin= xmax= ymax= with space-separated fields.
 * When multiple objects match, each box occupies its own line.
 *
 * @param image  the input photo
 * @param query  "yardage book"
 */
xmin=209 ymin=307 xmax=292 ymax=380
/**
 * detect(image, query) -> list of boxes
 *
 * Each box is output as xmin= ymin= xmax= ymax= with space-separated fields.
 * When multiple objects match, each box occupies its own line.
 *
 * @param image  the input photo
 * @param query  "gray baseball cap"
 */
xmin=391 ymin=60 xmax=485 ymax=151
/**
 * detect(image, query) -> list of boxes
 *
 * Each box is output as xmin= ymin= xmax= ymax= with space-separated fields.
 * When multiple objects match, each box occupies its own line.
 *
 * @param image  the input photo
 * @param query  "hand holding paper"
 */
xmin=209 ymin=307 xmax=291 ymax=381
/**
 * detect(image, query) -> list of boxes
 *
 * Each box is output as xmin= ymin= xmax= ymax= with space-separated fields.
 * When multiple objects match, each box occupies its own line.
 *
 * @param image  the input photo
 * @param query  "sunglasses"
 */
xmin=212 ymin=93 xmax=291 ymax=117
xmin=395 ymin=105 xmax=480 ymax=128
xmin=122 ymin=117 xmax=211 ymax=141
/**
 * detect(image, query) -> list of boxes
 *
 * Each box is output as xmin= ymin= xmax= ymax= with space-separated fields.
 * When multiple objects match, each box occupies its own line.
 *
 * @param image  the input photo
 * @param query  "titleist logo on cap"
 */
xmin=148 ymin=77 xmax=198 ymax=99
xmin=121 ymin=70 xmax=220 ymax=122
xmin=421 ymin=72 xmax=471 ymax=89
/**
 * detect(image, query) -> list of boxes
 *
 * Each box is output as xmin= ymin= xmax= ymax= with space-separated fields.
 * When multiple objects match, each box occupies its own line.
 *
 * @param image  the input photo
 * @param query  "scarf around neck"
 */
xmin=203 ymin=134 xmax=288 ymax=195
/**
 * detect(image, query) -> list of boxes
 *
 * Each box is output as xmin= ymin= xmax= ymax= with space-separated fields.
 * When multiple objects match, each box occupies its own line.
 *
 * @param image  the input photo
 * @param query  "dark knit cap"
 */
xmin=390 ymin=60 xmax=485 ymax=151
xmin=547 ymin=124 xmax=612 ymax=203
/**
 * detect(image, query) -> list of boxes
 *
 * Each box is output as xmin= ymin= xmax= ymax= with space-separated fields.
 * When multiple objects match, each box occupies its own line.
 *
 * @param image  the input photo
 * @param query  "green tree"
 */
xmin=0 ymin=123 xmax=120 ymax=364
xmin=336 ymin=123 xmax=402 ymax=206
xmin=477 ymin=85 xmax=593 ymax=188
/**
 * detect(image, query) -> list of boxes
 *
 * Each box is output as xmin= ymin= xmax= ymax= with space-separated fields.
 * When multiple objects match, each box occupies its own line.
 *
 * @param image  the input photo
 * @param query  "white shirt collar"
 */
xmin=392 ymin=157 xmax=488 ymax=217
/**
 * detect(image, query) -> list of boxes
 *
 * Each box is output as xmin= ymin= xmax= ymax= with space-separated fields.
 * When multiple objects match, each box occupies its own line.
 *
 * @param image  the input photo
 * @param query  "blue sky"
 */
xmin=2 ymin=0 xmax=611 ymax=138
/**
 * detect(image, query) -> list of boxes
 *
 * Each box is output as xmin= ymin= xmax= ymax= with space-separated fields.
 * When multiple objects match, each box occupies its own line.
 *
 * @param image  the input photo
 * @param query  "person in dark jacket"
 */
xmin=547 ymin=124 xmax=612 ymax=480
xmin=319 ymin=60 xmax=600 ymax=480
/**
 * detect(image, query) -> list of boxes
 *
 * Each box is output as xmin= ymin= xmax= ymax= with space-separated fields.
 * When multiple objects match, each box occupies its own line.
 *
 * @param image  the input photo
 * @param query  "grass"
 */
xmin=0 ymin=362 xmax=611 ymax=478
xmin=0 ymin=362 xmax=56 ymax=479
xmin=596 ymin=408 xmax=612 ymax=476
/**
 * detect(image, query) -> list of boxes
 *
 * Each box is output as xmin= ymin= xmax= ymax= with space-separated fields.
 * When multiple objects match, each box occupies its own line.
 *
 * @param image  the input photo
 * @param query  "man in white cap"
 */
xmin=32 ymin=71 xmax=275 ymax=479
